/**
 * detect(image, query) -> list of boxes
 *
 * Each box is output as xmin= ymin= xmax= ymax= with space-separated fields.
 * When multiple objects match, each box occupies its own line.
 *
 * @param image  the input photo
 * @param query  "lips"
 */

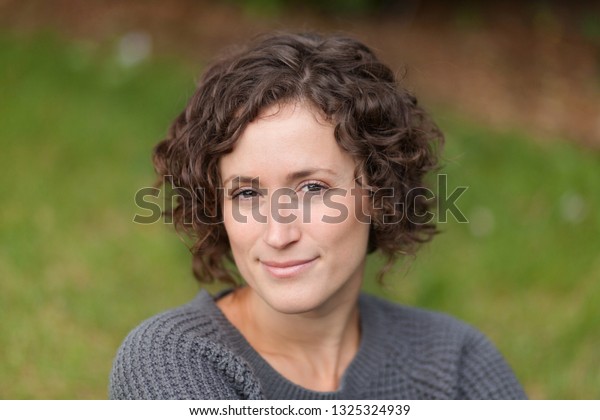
xmin=260 ymin=257 xmax=318 ymax=278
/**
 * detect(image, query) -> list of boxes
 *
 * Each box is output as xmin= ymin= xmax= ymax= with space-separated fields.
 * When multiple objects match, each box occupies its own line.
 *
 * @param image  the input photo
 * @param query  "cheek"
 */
xmin=222 ymin=202 xmax=261 ymax=254
xmin=308 ymin=196 xmax=370 ymax=251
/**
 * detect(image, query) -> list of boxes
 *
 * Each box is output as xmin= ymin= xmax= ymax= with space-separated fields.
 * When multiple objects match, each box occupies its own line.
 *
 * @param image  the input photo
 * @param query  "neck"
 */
xmin=217 ymin=285 xmax=362 ymax=391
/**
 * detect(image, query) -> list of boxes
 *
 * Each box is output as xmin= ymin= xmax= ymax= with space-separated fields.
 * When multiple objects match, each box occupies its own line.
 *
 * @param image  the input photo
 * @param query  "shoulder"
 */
xmin=360 ymin=293 xmax=478 ymax=344
xmin=109 ymin=290 xmax=262 ymax=400
xmin=360 ymin=293 xmax=526 ymax=399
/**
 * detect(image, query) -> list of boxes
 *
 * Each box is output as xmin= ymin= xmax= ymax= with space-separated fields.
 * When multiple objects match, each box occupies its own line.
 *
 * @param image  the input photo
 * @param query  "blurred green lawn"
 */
xmin=1 ymin=32 xmax=598 ymax=399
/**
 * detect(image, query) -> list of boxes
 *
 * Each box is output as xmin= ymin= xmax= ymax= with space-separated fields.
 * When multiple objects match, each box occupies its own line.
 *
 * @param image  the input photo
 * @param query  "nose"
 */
xmin=262 ymin=190 xmax=301 ymax=249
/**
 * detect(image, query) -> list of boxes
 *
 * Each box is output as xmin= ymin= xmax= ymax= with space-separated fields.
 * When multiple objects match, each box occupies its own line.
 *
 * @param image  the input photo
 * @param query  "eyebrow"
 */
xmin=222 ymin=167 xmax=338 ymax=186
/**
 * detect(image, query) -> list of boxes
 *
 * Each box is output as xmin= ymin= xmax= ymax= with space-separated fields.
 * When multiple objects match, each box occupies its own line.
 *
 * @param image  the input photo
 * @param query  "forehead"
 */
xmin=219 ymin=102 xmax=357 ymax=183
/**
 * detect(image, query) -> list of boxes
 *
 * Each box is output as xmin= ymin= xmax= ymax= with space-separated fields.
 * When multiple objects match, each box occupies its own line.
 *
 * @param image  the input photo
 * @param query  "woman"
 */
xmin=110 ymin=32 xmax=526 ymax=399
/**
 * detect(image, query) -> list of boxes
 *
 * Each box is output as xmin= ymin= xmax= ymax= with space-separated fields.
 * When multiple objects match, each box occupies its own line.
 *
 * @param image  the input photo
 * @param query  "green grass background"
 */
xmin=1 ymin=32 xmax=598 ymax=399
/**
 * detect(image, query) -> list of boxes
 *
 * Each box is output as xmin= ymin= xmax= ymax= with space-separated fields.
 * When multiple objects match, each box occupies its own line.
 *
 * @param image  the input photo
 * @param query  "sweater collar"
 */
xmin=195 ymin=289 xmax=389 ymax=399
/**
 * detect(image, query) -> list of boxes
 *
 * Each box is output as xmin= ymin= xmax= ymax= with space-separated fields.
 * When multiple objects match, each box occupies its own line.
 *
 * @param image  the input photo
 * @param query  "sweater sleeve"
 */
xmin=109 ymin=314 xmax=263 ymax=400
xmin=455 ymin=328 xmax=527 ymax=399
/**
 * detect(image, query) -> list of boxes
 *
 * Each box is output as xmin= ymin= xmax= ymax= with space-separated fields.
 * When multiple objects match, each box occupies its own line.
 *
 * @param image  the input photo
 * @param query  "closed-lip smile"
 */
xmin=260 ymin=257 xmax=318 ymax=278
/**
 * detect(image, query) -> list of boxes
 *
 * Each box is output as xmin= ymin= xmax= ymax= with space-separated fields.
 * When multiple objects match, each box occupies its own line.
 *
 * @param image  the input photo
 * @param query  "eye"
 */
xmin=299 ymin=182 xmax=328 ymax=194
xmin=232 ymin=188 xmax=259 ymax=200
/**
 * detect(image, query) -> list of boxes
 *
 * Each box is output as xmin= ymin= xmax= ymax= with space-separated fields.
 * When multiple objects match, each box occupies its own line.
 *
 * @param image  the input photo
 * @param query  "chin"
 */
xmin=265 ymin=296 xmax=320 ymax=315
xmin=260 ymin=288 xmax=329 ymax=315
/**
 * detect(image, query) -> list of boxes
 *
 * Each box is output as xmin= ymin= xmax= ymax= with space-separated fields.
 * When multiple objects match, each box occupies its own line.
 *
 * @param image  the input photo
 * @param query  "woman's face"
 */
xmin=219 ymin=102 xmax=371 ymax=314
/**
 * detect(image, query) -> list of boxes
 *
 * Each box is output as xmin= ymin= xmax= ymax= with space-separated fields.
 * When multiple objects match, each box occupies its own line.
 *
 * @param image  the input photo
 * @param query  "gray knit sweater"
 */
xmin=109 ymin=290 xmax=526 ymax=399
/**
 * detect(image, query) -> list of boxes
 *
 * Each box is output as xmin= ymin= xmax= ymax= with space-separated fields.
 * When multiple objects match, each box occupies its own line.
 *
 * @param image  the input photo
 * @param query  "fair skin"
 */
xmin=217 ymin=101 xmax=372 ymax=392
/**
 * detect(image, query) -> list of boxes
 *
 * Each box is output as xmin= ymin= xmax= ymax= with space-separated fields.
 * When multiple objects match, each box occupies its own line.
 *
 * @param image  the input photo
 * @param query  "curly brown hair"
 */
xmin=153 ymin=31 xmax=443 ymax=286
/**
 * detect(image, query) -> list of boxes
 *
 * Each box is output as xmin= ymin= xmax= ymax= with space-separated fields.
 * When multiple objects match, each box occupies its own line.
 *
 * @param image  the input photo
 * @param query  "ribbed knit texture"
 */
xmin=109 ymin=290 xmax=526 ymax=399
